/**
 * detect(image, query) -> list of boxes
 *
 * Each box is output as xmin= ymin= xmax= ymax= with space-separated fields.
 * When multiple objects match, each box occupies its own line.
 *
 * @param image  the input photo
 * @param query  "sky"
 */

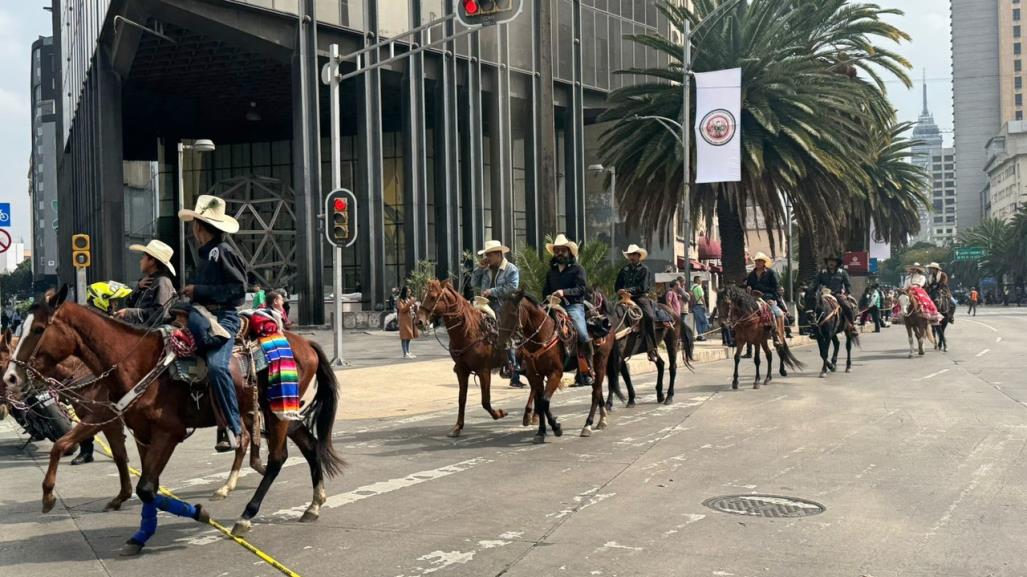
xmin=0 ymin=0 xmax=952 ymax=254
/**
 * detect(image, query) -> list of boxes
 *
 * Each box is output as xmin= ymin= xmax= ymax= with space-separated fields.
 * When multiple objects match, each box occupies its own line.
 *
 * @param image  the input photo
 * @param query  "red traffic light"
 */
xmin=463 ymin=0 xmax=479 ymax=15
xmin=334 ymin=198 xmax=347 ymax=211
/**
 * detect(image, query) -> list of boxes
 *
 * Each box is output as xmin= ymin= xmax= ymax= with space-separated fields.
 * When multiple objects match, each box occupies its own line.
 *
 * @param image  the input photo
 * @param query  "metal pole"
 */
xmin=177 ymin=141 xmax=186 ymax=289
xmin=609 ymin=167 xmax=617 ymax=262
xmin=329 ymin=43 xmax=347 ymax=368
xmin=75 ymin=268 xmax=87 ymax=305
xmin=786 ymin=199 xmax=794 ymax=316
xmin=681 ymin=19 xmax=693 ymax=329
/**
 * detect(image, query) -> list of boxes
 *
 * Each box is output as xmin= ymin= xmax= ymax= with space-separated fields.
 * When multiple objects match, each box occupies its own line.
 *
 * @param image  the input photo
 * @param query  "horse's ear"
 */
xmin=442 ymin=278 xmax=453 ymax=289
xmin=49 ymin=284 xmax=70 ymax=309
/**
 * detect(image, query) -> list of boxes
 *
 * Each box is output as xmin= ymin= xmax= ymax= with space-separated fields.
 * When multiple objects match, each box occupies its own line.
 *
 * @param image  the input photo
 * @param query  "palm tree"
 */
xmin=600 ymin=0 xmax=912 ymax=282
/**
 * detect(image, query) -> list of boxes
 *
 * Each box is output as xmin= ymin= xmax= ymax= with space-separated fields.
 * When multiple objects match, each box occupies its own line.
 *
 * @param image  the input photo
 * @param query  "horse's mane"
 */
xmin=520 ymin=292 xmax=541 ymax=307
xmin=442 ymin=284 xmax=482 ymax=336
xmin=724 ymin=285 xmax=759 ymax=313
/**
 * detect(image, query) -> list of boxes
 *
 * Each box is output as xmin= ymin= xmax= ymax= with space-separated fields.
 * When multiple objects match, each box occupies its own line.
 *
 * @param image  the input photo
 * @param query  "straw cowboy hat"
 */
xmin=907 ymin=262 xmax=926 ymax=273
xmin=477 ymin=240 xmax=510 ymax=256
xmin=927 ymin=262 xmax=942 ymax=270
xmin=752 ymin=251 xmax=772 ymax=265
xmin=178 ymin=195 xmax=240 ymax=234
xmin=622 ymin=244 xmax=649 ymax=261
xmin=546 ymin=234 xmax=579 ymax=257
xmin=128 ymin=240 xmax=176 ymax=276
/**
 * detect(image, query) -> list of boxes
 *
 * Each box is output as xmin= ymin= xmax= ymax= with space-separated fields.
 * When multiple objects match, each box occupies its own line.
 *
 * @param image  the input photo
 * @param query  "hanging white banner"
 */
xmin=694 ymin=68 xmax=742 ymax=184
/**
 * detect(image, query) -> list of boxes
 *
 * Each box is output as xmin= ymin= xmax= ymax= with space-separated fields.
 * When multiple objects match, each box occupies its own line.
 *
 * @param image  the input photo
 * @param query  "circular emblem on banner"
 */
xmin=700 ymin=109 xmax=737 ymax=147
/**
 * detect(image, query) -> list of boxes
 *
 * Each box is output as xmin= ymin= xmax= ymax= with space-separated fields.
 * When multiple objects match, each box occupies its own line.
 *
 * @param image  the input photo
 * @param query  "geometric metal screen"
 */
xmin=205 ymin=175 xmax=297 ymax=292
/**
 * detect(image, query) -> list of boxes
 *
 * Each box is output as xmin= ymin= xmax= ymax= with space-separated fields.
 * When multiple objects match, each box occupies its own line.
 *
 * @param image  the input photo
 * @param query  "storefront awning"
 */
xmin=698 ymin=236 xmax=722 ymax=260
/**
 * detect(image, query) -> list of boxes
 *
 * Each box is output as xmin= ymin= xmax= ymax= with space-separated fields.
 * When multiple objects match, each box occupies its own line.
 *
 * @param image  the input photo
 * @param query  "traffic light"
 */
xmin=456 ymin=0 xmax=522 ymax=27
xmin=71 ymin=234 xmax=91 ymax=269
xmin=324 ymin=189 xmax=357 ymax=248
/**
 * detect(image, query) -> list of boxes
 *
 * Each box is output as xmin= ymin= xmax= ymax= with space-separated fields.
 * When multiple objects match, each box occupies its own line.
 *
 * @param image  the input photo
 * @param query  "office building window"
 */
xmin=1017 ymin=25 xmax=1023 ymax=38
xmin=1018 ymin=110 xmax=1024 ymax=120
xmin=1017 ymin=93 xmax=1023 ymax=106
xmin=1016 ymin=42 xmax=1022 ymax=55
xmin=1016 ymin=8 xmax=1022 ymax=21
xmin=1018 ymin=77 xmax=1024 ymax=89
xmin=1017 ymin=59 xmax=1023 ymax=72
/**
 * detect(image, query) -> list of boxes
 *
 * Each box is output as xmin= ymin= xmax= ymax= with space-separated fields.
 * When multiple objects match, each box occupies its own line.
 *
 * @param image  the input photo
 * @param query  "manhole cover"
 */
xmin=702 ymin=494 xmax=825 ymax=518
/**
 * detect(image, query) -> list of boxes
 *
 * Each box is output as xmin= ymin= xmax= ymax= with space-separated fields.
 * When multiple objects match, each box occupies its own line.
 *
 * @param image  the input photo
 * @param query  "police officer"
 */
xmin=178 ymin=195 xmax=248 ymax=452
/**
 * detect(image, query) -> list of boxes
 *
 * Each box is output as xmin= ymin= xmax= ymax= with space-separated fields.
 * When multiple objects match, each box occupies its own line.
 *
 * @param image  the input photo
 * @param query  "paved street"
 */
xmin=2 ymin=308 xmax=1026 ymax=577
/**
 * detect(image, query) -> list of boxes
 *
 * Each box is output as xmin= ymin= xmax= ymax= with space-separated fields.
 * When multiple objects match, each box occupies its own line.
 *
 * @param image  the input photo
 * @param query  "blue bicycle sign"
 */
xmin=0 ymin=203 xmax=10 ymax=228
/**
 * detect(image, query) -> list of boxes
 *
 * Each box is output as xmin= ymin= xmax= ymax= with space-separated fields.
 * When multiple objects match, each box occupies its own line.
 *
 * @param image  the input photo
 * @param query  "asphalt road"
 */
xmin=1 ymin=308 xmax=1026 ymax=577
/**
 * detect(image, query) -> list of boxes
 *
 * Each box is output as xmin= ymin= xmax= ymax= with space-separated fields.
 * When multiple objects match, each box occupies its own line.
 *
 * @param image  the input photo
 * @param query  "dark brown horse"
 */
xmin=801 ymin=290 xmax=859 ymax=377
xmin=3 ymin=286 xmax=342 ymax=554
xmin=416 ymin=279 xmax=510 ymax=437
xmin=497 ymin=291 xmax=615 ymax=440
xmin=719 ymin=285 xmax=803 ymax=389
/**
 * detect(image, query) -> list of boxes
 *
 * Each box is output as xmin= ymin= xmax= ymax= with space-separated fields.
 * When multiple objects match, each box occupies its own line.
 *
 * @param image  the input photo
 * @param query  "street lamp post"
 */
xmin=588 ymin=164 xmax=617 ymax=261
xmin=177 ymin=139 xmax=216 ymax=288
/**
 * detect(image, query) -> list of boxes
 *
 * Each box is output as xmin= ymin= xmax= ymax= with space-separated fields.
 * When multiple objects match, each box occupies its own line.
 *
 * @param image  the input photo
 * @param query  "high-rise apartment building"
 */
xmin=29 ymin=36 xmax=59 ymax=288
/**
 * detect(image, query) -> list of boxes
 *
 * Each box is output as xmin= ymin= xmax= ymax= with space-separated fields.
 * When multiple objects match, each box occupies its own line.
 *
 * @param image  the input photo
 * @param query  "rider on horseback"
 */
xmin=926 ymin=262 xmax=954 ymax=324
xmin=615 ymin=244 xmax=657 ymax=360
xmin=115 ymin=240 xmax=178 ymax=325
xmin=542 ymin=235 xmax=594 ymax=386
xmin=178 ymin=195 xmax=248 ymax=452
xmin=744 ymin=253 xmax=785 ymax=343
xmin=816 ymin=256 xmax=855 ymax=328
xmin=471 ymin=240 xmax=523 ymax=388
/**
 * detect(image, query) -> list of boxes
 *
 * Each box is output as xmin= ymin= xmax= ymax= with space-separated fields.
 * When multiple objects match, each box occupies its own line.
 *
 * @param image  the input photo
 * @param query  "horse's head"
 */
xmin=416 ymin=279 xmax=453 ymax=330
xmin=3 ymin=285 xmax=76 ymax=397
xmin=0 ymin=330 xmax=13 ymax=401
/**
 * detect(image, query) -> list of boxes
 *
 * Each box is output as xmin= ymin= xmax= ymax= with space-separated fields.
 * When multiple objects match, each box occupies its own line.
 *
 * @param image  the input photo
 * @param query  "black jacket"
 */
xmin=744 ymin=268 xmax=781 ymax=301
xmin=191 ymin=239 xmax=248 ymax=307
xmin=615 ymin=263 xmax=652 ymax=298
xmin=542 ymin=261 xmax=588 ymax=305
xmin=121 ymin=271 xmax=177 ymax=325
xmin=816 ymin=268 xmax=851 ymax=295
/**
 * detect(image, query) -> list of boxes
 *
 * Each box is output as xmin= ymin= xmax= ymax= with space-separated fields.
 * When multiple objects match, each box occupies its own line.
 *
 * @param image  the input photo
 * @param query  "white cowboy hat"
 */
xmin=927 ymin=262 xmax=942 ymax=270
xmin=545 ymin=234 xmax=579 ymax=257
xmin=128 ymin=239 xmax=176 ymax=277
xmin=477 ymin=240 xmax=510 ymax=256
xmin=908 ymin=262 xmax=925 ymax=272
xmin=622 ymin=244 xmax=649 ymax=261
xmin=178 ymin=195 xmax=240 ymax=234
xmin=752 ymin=251 xmax=772 ymax=265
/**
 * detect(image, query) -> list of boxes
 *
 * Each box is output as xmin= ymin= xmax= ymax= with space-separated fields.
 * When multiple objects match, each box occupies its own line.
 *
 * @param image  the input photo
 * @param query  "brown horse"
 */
xmin=0 ymin=332 xmax=263 ymax=513
xmin=3 ymin=286 xmax=342 ymax=554
xmin=416 ymin=279 xmax=510 ymax=437
xmin=896 ymin=289 xmax=934 ymax=357
xmin=719 ymin=285 xmax=804 ymax=389
xmin=497 ymin=291 xmax=614 ymax=440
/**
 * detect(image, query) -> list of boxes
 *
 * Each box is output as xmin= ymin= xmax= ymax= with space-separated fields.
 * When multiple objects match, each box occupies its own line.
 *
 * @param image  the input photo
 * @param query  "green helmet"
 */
xmin=86 ymin=281 xmax=133 ymax=314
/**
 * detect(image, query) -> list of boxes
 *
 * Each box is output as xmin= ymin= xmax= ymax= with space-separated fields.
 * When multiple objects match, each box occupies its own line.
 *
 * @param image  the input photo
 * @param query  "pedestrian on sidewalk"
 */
xmin=398 ymin=286 xmax=418 ymax=359
xmin=968 ymin=287 xmax=978 ymax=317
xmin=250 ymin=283 xmax=266 ymax=309
xmin=867 ymin=282 xmax=882 ymax=332
xmin=691 ymin=276 xmax=709 ymax=341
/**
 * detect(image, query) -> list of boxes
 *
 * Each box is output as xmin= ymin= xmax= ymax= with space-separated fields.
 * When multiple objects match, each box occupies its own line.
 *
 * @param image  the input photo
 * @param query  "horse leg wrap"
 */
xmin=154 ymin=494 xmax=200 ymax=520
xmin=130 ymin=501 xmax=159 ymax=545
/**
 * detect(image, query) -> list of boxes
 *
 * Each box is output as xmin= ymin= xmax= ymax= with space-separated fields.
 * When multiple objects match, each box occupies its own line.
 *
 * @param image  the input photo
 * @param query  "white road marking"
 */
xmin=927 ymin=463 xmax=994 ymax=537
xmin=415 ymin=550 xmax=475 ymax=575
xmin=963 ymin=319 xmax=998 ymax=332
xmin=976 ymin=349 xmax=990 ymax=358
xmin=996 ymin=337 xmax=1002 ymax=343
xmin=173 ymin=457 xmax=305 ymax=491
xmin=271 ymin=457 xmax=491 ymax=520
xmin=919 ymin=368 xmax=950 ymax=381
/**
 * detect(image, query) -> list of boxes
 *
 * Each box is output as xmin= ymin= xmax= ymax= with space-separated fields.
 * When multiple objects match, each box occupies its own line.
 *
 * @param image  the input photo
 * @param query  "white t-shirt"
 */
xmin=905 ymin=273 xmax=926 ymax=288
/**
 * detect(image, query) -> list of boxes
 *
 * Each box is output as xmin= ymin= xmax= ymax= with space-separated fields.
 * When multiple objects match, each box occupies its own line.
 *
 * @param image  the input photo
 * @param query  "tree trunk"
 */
xmin=536 ymin=0 xmax=558 ymax=238
xmin=798 ymin=224 xmax=819 ymax=288
xmin=717 ymin=191 xmax=747 ymax=285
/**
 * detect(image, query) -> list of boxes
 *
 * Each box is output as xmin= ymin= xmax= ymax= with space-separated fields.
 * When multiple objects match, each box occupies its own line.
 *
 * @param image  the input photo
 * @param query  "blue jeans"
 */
xmin=565 ymin=304 xmax=590 ymax=344
xmin=769 ymin=302 xmax=784 ymax=318
xmin=693 ymin=304 xmax=710 ymax=336
xmin=188 ymin=308 xmax=241 ymax=436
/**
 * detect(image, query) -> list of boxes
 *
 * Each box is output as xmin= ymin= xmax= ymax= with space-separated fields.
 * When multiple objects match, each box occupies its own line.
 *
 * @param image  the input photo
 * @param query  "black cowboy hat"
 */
xmin=823 ymin=256 xmax=843 ymax=264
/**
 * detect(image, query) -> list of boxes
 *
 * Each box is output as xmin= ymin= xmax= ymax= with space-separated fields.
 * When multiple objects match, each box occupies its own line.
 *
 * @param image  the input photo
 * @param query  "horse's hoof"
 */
xmin=626 ymin=401 xmax=636 ymax=408
xmin=780 ymin=369 xmax=788 ymax=377
xmin=664 ymin=397 xmax=674 ymax=405
xmin=532 ymin=434 xmax=546 ymax=444
xmin=41 ymin=495 xmax=56 ymax=514
xmin=493 ymin=409 xmax=508 ymax=420
xmin=103 ymin=499 xmax=124 ymax=512
xmin=553 ymin=423 xmax=563 ymax=437
xmin=918 ymin=351 xmax=925 ymax=356
xmin=845 ymin=367 xmax=851 ymax=373
xmin=447 ymin=427 xmax=462 ymax=438
xmin=211 ymin=487 xmax=230 ymax=501
xmin=605 ymin=402 xmax=614 ymax=412
xmin=820 ymin=372 xmax=827 ymax=378
xmin=231 ymin=519 xmax=252 ymax=536
xmin=522 ymin=414 xmax=531 ymax=427
xmin=580 ymin=426 xmax=592 ymax=438
xmin=656 ymin=393 xmax=665 ymax=404
xmin=732 ymin=381 xmax=739 ymax=390
xmin=299 ymin=511 xmax=319 ymax=523
xmin=596 ymin=419 xmax=608 ymax=431
xmin=194 ymin=505 xmax=211 ymax=525
xmin=119 ymin=540 xmax=144 ymax=557
xmin=753 ymin=382 xmax=761 ymax=389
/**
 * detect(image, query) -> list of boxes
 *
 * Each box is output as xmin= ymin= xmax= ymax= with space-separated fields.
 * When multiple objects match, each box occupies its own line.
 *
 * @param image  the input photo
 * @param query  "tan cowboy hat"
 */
xmin=178 ymin=195 xmax=240 ymax=234
xmin=927 ymin=262 xmax=942 ymax=270
xmin=477 ymin=240 xmax=510 ymax=256
xmin=907 ymin=262 xmax=925 ymax=273
xmin=752 ymin=251 xmax=772 ymax=265
xmin=128 ymin=240 xmax=176 ymax=276
xmin=545 ymin=233 xmax=579 ymax=257
xmin=622 ymin=244 xmax=649 ymax=261
xmin=473 ymin=296 xmax=491 ymax=307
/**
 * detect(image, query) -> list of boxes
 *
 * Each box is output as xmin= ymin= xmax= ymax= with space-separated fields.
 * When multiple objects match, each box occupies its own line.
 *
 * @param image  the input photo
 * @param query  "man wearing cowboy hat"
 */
xmin=816 ymin=255 xmax=855 ymax=326
xmin=744 ymin=252 xmax=786 ymax=341
xmin=615 ymin=244 xmax=657 ymax=356
xmin=926 ymin=262 xmax=954 ymax=324
xmin=179 ymin=195 xmax=249 ymax=452
xmin=542 ymin=234 xmax=594 ymax=385
xmin=115 ymin=240 xmax=178 ymax=326
xmin=471 ymin=240 xmax=523 ymax=387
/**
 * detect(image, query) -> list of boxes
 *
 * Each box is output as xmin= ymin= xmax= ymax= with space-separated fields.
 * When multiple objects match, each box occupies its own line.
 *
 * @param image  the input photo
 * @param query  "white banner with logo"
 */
xmin=694 ymin=68 xmax=742 ymax=184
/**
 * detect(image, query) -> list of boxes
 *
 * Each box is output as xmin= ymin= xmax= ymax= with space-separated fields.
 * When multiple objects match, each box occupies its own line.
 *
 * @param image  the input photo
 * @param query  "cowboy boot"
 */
xmin=578 ymin=342 xmax=595 ymax=386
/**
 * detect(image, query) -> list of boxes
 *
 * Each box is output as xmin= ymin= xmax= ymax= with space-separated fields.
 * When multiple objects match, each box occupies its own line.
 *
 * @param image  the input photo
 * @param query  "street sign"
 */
xmin=954 ymin=246 xmax=986 ymax=261
xmin=0 ymin=229 xmax=10 ymax=254
xmin=843 ymin=251 xmax=869 ymax=274
xmin=0 ymin=203 xmax=10 ymax=228
xmin=869 ymin=257 xmax=879 ymax=274
xmin=456 ymin=0 xmax=524 ymax=28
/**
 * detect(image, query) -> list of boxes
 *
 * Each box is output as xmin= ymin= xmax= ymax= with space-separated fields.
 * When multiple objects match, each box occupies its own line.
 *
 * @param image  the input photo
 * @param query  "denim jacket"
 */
xmin=471 ymin=259 xmax=520 ymax=309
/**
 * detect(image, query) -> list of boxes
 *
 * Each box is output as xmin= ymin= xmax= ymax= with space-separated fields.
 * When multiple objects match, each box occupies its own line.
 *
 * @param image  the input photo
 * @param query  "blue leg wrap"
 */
xmin=153 ymin=494 xmax=198 ymax=519
xmin=130 ymin=501 xmax=159 ymax=545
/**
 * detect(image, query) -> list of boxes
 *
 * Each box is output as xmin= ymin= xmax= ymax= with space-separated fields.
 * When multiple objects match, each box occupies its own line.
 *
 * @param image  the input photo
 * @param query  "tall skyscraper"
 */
xmin=29 ymin=36 xmax=59 ymax=288
xmin=911 ymin=76 xmax=956 ymax=245
xmin=951 ymin=0 xmax=1002 ymax=233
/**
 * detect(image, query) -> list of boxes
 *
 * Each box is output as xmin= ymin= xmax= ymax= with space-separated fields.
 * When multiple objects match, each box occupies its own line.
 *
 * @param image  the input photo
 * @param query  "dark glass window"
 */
xmin=583 ymin=8 xmax=597 ymax=86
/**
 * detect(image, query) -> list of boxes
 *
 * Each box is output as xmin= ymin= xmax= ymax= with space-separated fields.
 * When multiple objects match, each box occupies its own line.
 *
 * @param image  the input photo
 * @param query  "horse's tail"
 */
xmin=775 ymin=338 xmax=805 ymax=371
xmin=310 ymin=341 xmax=345 ymax=478
xmin=607 ymin=344 xmax=627 ymax=403
xmin=679 ymin=322 xmax=695 ymax=370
